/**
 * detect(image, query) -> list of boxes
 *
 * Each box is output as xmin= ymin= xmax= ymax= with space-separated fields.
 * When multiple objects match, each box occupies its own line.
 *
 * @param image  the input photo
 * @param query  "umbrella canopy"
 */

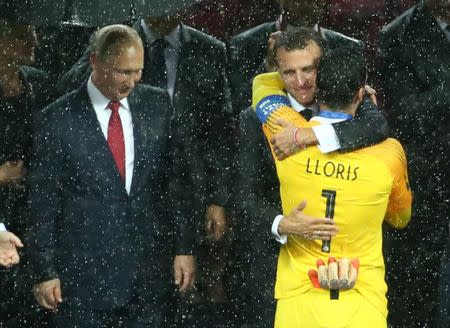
xmin=1 ymin=0 xmax=201 ymax=27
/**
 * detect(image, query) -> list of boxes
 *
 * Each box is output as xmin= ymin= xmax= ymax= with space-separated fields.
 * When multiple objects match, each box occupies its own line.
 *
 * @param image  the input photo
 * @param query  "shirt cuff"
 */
xmin=272 ymin=215 xmax=287 ymax=244
xmin=0 ymin=223 xmax=6 ymax=232
xmin=312 ymin=124 xmax=341 ymax=153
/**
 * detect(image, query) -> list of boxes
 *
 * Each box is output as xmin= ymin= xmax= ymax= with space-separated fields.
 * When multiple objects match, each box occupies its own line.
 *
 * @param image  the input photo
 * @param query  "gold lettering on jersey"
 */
xmin=306 ymin=158 xmax=359 ymax=181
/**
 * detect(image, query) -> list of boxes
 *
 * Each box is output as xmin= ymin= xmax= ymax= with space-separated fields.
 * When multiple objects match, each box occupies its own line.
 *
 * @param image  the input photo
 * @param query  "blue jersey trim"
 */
xmin=318 ymin=110 xmax=352 ymax=120
xmin=255 ymin=95 xmax=291 ymax=123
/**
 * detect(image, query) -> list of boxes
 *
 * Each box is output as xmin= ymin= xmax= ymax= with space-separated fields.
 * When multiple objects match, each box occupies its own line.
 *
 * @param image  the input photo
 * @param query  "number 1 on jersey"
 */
xmin=321 ymin=189 xmax=336 ymax=253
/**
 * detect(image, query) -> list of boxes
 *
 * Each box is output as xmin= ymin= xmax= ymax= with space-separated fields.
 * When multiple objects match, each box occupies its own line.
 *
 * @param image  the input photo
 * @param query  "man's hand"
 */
xmin=271 ymin=119 xmax=318 ymax=160
xmin=0 ymin=231 xmax=23 ymax=268
xmin=364 ymin=85 xmax=378 ymax=106
xmin=308 ymin=257 xmax=360 ymax=290
xmin=205 ymin=204 xmax=227 ymax=242
xmin=173 ymin=255 xmax=196 ymax=292
xmin=264 ymin=31 xmax=282 ymax=72
xmin=32 ymin=278 xmax=62 ymax=311
xmin=278 ymin=200 xmax=338 ymax=239
xmin=0 ymin=160 xmax=25 ymax=187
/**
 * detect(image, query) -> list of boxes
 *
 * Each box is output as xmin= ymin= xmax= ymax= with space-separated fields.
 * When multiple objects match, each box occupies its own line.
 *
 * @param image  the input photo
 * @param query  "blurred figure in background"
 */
xmin=378 ymin=0 xmax=450 ymax=326
xmin=0 ymin=18 xmax=51 ymax=327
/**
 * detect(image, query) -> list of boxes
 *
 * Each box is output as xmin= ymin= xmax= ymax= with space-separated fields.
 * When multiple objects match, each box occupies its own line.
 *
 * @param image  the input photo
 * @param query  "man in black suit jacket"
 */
xmin=58 ymin=12 xmax=234 ymax=241
xmin=27 ymin=25 xmax=195 ymax=327
xmin=378 ymin=1 xmax=450 ymax=326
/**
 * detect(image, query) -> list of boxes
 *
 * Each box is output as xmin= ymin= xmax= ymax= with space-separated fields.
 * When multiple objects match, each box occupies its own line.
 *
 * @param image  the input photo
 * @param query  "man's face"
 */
xmin=91 ymin=41 xmax=144 ymax=101
xmin=276 ymin=41 xmax=321 ymax=106
xmin=280 ymin=0 xmax=328 ymax=26
xmin=0 ymin=23 xmax=38 ymax=66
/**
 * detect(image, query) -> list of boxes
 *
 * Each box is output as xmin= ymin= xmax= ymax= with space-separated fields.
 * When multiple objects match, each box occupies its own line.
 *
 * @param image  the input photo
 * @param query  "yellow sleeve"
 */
xmin=384 ymin=139 xmax=412 ymax=229
xmin=252 ymin=72 xmax=306 ymax=138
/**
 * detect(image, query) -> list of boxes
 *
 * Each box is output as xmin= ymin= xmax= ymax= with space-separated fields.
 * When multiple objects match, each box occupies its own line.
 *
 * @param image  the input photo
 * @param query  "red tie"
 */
xmin=107 ymin=101 xmax=125 ymax=181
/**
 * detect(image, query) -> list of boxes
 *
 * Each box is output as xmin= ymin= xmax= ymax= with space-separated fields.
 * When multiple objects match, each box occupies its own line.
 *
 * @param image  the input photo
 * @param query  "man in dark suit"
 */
xmin=58 ymin=8 xmax=233 ymax=230
xmin=378 ymin=1 xmax=450 ymax=326
xmin=27 ymin=24 xmax=195 ymax=327
xmin=228 ymin=0 xmax=365 ymax=113
xmin=58 ymin=10 xmax=234 ymax=323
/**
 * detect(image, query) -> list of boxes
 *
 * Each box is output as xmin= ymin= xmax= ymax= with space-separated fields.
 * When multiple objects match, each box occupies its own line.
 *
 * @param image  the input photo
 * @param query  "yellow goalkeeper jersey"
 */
xmin=252 ymin=73 xmax=412 ymax=318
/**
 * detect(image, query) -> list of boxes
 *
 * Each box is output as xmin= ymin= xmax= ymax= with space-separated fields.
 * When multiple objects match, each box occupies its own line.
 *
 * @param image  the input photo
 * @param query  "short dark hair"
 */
xmin=273 ymin=27 xmax=324 ymax=65
xmin=92 ymin=24 xmax=142 ymax=61
xmin=316 ymin=46 xmax=367 ymax=109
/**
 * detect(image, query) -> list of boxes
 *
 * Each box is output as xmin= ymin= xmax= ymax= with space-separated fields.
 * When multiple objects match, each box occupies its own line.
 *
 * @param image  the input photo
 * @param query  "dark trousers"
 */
xmin=51 ymin=297 xmax=170 ymax=328
xmin=435 ymin=252 xmax=450 ymax=328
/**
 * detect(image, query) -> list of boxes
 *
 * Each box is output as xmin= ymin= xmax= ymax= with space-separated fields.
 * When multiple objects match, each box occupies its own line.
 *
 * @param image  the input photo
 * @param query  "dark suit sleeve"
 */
xmin=332 ymin=98 xmax=390 ymax=151
xmin=205 ymin=43 xmax=235 ymax=208
xmin=236 ymin=108 xmax=281 ymax=240
xmin=169 ymin=126 xmax=197 ymax=255
xmin=26 ymin=106 xmax=64 ymax=282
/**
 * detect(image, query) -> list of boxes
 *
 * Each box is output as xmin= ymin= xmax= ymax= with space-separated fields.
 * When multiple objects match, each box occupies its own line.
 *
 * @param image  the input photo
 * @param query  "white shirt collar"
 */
xmin=287 ymin=93 xmax=319 ymax=114
xmin=87 ymin=75 xmax=130 ymax=111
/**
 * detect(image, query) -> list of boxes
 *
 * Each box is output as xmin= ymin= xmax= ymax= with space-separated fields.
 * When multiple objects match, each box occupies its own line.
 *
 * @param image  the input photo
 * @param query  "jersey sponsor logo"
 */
xmin=306 ymin=158 xmax=359 ymax=181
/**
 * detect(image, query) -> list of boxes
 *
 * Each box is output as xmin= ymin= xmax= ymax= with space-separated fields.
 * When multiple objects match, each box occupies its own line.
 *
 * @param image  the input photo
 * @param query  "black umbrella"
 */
xmin=1 ymin=0 xmax=201 ymax=27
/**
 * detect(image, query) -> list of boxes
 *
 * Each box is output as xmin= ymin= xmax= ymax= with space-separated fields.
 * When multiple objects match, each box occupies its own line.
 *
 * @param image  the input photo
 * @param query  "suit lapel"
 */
xmin=74 ymin=86 xmax=129 ymax=198
xmin=128 ymin=90 xmax=151 ymax=198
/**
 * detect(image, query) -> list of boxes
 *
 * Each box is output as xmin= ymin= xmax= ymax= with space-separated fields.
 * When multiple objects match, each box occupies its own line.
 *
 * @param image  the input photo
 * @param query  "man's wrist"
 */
xmin=295 ymin=128 xmax=318 ymax=146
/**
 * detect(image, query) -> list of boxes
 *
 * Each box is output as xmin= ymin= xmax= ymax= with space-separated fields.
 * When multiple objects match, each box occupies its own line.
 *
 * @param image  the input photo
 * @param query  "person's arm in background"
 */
xmin=203 ymin=42 xmax=235 ymax=242
xmin=252 ymin=72 xmax=389 ymax=158
xmin=169 ymin=99 xmax=197 ymax=292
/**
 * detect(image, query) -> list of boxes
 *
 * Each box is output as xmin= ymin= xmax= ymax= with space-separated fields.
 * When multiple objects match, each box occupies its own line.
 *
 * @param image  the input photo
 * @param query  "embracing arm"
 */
xmin=252 ymin=72 xmax=389 ymax=154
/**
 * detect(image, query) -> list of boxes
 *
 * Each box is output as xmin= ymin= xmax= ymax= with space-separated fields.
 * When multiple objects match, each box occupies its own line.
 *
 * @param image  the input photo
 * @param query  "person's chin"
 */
xmin=118 ymin=90 xmax=132 ymax=98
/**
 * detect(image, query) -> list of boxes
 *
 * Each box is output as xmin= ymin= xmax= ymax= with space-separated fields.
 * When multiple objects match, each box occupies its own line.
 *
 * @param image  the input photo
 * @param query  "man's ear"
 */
xmin=89 ymin=52 xmax=97 ymax=68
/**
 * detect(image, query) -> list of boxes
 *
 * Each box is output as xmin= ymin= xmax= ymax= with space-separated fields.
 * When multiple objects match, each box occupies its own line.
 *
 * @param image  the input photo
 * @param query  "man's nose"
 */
xmin=294 ymin=72 xmax=307 ymax=86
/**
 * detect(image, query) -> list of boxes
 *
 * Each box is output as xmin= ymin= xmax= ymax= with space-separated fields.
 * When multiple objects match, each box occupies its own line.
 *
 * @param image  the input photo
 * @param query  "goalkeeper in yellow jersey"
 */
xmin=253 ymin=40 xmax=412 ymax=327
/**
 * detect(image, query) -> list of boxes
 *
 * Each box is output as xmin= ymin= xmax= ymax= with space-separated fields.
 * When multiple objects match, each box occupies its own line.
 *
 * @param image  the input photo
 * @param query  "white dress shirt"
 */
xmin=0 ymin=223 xmax=6 ymax=231
xmin=87 ymin=76 xmax=134 ymax=195
xmin=271 ymin=110 xmax=351 ymax=244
